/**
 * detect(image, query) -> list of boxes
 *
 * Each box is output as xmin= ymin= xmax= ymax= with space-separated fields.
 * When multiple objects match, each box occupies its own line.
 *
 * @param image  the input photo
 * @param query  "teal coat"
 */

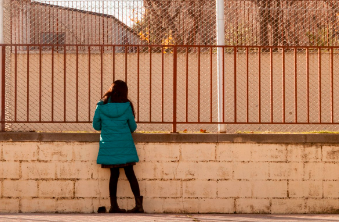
xmin=92 ymin=100 xmax=139 ymax=165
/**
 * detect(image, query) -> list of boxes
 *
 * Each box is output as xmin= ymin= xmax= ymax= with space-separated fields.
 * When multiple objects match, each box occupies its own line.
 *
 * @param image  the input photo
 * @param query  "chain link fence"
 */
xmin=9 ymin=0 xmax=339 ymax=47
xmin=2 ymin=0 xmax=339 ymax=133
xmin=225 ymin=0 xmax=339 ymax=46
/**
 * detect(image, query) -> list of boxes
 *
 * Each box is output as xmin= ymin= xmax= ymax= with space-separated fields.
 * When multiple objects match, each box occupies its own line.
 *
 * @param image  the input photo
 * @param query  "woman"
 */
xmin=93 ymin=80 xmax=144 ymax=213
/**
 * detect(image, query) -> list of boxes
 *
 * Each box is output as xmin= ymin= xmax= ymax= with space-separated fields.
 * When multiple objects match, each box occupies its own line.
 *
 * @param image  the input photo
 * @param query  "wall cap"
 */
xmin=0 ymin=132 xmax=338 ymax=143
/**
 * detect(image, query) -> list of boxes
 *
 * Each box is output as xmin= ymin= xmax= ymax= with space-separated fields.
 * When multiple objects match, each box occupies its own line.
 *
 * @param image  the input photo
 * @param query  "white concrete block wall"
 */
xmin=0 ymin=141 xmax=339 ymax=213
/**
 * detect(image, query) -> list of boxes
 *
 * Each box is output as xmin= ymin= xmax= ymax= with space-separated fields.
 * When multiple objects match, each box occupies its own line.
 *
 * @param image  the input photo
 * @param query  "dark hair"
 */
xmin=102 ymin=80 xmax=135 ymax=117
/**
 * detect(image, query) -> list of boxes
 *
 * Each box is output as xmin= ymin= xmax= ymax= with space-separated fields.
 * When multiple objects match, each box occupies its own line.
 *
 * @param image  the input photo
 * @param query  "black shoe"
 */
xmin=127 ymin=196 xmax=144 ymax=213
xmin=98 ymin=206 xmax=107 ymax=213
xmin=109 ymin=197 xmax=126 ymax=213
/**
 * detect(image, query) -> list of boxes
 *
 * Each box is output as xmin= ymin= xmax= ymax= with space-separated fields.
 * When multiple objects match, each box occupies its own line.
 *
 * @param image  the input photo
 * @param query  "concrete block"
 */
xmin=135 ymin=162 xmax=178 ymax=179
xmin=143 ymin=198 xmax=164 ymax=213
xmin=0 ymin=161 xmax=20 ymax=179
xmin=252 ymin=181 xmax=287 ymax=198
xmin=156 ymin=162 xmax=180 ymax=179
xmin=92 ymin=165 xmax=110 ymax=180
xmin=198 ymin=199 xmax=234 ymax=213
xmin=145 ymin=181 xmax=181 ymax=198
xmin=175 ymin=162 xmax=199 ymax=179
xmin=135 ymin=144 xmax=145 ymax=162
xmin=118 ymin=198 xmax=134 ymax=211
xmin=181 ymin=143 xmax=215 ymax=161
xmin=271 ymin=199 xmax=305 ymax=213
xmin=324 ymin=181 xmax=339 ymax=197
xmin=270 ymin=163 xmax=303 ymax=179
xmin=39 ymin=142 xmax=73 ymax=161
xmin=21 ymin=162 xmax=56 ymax=179
xmin=323 ymin=146 xmax=339 ymax=162
xmin=3 ymin=180 xmax=38 ymax=198
xmin=56 ymin=198 xmax=93 ymax=213
xmin=216 ymin=143 xmax=234 ymax=161
xmin=305 ymin=163 xmax=339 ymax=180
xmin=218 ymin=181 xmax=251 ymax=198
xmin=39 ymin=181 xmax=74 ymax=198
xmin=197 ymin=162 xmax=232 ymax=180
xmin=217 ymin=143 xmax=251 ymax=161
xmin=236 ymin=199 xmax=270 ymax=213
xmin=183 ymin=181 xmax=217 ymax=198
xmin=289 ymin=181 xmax=322 ymax=198
xmin=92 ymin=198 xmax=110 ymax=213
xmin=3 ymin=142 xmax=38 ymax=160
xmin=304 ymin=163 xmax=324 ymax=180
xmin=132 ymin=162 xmax=156 ymax=179
xmin=118 ymin=167 xmax=129 ymax=180
xmin=117 ymin=180 xmax=146 ymax=198
xmin=306 ymin=199 xmax=339 ymax=213
xmin=0 ymin=199 xmax=20 ymax=213
xmin=73 ymin=143 xmax=98 ymax=161
xmin=234 ymin=162 xmax=269 ymax=180
xmin=323 ymin=163 xmax=339 ymax=180
xmin=21 ymin=198 xmax=57 ymax=213
xmin=56 ymin=162 xmax=94 ymax=179
xmin=182 ymin=198 xmax=199 ymax=213
xmin=251 ymin=144 xmax=287 ymax=162
xmin=143 ymin=143 xmax=180 ymax=161
xmin=164 ymin=198 xmax=185 ymax=213
xmin=287 ymin=145 xmax=321 ymax=162
xmin=75 ymin=180 xmax=109 ymax=198
xmin=143 ymin=198 xmax=184 ymax=213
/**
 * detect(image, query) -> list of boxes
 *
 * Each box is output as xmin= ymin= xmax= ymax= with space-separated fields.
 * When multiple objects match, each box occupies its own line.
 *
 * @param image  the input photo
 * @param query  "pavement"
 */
xmin=1 ymin=214 xmax=339 ymax=222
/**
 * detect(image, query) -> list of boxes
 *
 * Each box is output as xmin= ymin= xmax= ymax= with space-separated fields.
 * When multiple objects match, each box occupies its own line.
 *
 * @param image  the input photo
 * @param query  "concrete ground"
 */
xmin=0 ymin=214 xmax=339 ymax=222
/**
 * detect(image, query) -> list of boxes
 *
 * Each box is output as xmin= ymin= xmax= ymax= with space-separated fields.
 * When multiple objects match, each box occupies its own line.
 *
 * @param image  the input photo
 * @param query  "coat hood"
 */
xmin=99 ymin=102 xmax=130 ymax=118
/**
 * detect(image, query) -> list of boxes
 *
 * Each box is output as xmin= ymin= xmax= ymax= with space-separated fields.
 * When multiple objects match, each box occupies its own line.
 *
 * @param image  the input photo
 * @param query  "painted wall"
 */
xmin=7 ymin=52 xmax=339 ymax=133
xmin=1 ymin=139 xmax=339 ymax=213
xmin=10 ymin=0 xmax=142 ymax=48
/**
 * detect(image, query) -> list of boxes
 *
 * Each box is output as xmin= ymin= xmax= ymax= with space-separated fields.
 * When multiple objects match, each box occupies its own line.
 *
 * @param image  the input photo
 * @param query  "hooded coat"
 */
xmin=92 ymin=100 xmax=139 ymax=165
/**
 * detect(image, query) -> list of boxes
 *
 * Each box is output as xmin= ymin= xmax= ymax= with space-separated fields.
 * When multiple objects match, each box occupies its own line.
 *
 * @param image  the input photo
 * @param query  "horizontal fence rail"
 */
xmin=1 ymin=44 xmax=339 ymax=132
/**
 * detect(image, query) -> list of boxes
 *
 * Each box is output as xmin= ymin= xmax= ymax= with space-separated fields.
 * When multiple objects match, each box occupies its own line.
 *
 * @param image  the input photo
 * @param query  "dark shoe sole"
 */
xmin=109 ymin=208 xmax=127 ymax=213
xmin=127 ymin=209 xmax=144 ymax=213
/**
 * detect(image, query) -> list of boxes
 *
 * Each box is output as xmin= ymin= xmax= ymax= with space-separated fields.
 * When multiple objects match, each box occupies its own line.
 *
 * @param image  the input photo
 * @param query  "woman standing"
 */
xmin=93 ymin=80 xmax=144 ymax=213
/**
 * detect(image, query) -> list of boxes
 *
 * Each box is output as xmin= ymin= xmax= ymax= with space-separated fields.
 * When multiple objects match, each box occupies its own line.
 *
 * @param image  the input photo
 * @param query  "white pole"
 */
xmin=216 ymin=0 xmax=226 ymax=133
xmin=0 ymin=0 xmax=3 ymax=45
xmin=0 ymin=0 xmax=4 ymax=132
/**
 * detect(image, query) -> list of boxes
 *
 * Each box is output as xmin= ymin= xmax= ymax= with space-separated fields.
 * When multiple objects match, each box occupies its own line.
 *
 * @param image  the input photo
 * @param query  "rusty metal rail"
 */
xmin=1 ymin=44 xmax=339 ymax=132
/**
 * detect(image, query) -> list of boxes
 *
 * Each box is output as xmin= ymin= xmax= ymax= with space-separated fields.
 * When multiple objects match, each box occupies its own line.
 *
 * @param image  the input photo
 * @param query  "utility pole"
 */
xmin=216 ymin=0 xmax=226 ymax=133
xmin=0 ymin=0 xmax=4 ymax=132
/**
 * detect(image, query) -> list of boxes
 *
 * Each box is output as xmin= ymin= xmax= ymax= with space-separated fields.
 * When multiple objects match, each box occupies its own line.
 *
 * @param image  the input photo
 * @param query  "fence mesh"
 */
xmin=3 ymin=0 xmax=339 ymax=133
xmin=9 ymin=0 xmax=339 ymax=47
xmin=224 ymin=0 xmax=339 ymax=46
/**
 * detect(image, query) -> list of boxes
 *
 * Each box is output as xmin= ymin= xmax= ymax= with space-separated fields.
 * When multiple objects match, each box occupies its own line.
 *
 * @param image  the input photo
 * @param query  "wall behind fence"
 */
xmin=1 ymin=134 xmax=339 ymax=213
xmin=7 ymin=50 xmax=339 ymax=133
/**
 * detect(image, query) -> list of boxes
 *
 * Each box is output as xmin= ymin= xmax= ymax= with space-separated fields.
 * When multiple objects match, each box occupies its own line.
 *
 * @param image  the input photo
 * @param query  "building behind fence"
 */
xmin=2 ymin=0 xmax=339 ymax=132
xmin=9 ymin=0 xmax=339 ymax=47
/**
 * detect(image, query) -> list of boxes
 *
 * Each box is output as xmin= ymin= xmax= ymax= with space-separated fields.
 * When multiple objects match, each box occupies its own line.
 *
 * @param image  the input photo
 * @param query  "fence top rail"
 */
xmin=2 ymin=44 xmax=339 ymax=49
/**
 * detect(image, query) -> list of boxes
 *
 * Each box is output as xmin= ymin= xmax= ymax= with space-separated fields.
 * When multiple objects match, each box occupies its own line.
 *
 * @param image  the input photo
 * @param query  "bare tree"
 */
xmin=137 ymin=0 xmax=338 ymax=46
xmin=135 ymin=0 xmax=215 ymax=45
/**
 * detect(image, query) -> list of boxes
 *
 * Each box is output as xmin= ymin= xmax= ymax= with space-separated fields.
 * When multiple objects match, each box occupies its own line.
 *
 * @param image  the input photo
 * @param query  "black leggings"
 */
xmin=109 ymin=165 xmax=140 ymax=198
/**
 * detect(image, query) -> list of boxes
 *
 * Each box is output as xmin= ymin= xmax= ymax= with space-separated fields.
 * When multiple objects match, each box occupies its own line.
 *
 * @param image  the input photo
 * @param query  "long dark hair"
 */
xmin=102 ymin=80 xmax=135 ymax=117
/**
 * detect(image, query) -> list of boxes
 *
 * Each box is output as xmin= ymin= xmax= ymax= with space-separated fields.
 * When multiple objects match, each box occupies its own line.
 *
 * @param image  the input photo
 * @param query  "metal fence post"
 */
xmin=216 ymin=0 xmax=226 ymax=133
xmin=1 ymin=45 xmax=5 ymax=131
xmin=172 ymin=46 xmax=177 ymax=133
